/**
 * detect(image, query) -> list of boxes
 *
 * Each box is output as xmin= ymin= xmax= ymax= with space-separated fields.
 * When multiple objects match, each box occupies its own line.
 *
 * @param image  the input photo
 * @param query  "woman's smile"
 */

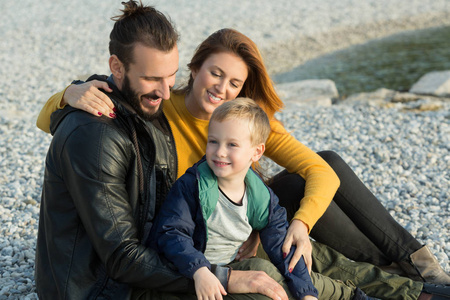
xmin=207 ymin=91 xmax=222 ymax=104
xmin=185 ymin=51 xmax=248 ymax=120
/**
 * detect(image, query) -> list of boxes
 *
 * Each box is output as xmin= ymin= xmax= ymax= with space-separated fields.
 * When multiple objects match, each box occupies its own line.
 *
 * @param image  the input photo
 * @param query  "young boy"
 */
xmin=150 ymin=98 xmax=318 ymax=300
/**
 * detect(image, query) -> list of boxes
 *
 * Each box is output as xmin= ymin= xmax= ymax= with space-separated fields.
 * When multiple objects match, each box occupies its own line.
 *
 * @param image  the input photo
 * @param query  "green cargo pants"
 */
xmin=132 ymin=257 xmax=342 ymax=300
xmin=311 ymin=241 xmax=423 ymax=300
xmin=132 ymin=241 xmax=423 ymax=300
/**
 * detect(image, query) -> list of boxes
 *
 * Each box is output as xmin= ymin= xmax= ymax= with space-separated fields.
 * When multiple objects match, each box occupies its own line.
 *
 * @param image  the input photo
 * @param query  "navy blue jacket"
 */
xmin=151 ymin=158 xmax=318 ymax=299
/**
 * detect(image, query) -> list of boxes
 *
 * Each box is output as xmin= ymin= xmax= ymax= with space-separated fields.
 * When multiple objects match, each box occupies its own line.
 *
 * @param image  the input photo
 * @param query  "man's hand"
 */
xmin=282 ymin=219 xmax=313 ymax=274
xmin=235 ymin=230 xmax=260 ymax=261
xmin=228 ymin=270 xmax=288 ymax=300
xmin=63 ymin=80 xmax=115 ymax=118
xmin=193 ymin=267 xmax=227 ymax=300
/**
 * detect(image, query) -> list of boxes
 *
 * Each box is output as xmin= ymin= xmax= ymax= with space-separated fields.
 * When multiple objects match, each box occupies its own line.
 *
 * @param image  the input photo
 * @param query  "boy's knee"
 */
xmin=234 ymin=258 xmax=276 ymax=272
xmin=252 ymin=258 xmax=279 ymax=274
xmin=230 ymin=258 xmax=283 ymax=280
xmin=311 ymin=271 xmax=356 ymax=300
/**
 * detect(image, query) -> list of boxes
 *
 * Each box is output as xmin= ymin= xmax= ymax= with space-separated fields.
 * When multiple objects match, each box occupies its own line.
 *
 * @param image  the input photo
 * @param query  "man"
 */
xmin=35 ymin=1 xmax=289 ymax=299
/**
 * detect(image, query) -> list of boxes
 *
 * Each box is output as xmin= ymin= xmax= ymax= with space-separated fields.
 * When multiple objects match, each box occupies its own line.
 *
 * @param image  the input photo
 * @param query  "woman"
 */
xmin=36 ymin=28 xmax=449 ymax=285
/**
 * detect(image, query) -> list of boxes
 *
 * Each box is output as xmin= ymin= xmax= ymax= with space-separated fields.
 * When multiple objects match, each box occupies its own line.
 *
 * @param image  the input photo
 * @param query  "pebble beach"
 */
xmin=1 ymin=1 xmax=450 ymax=298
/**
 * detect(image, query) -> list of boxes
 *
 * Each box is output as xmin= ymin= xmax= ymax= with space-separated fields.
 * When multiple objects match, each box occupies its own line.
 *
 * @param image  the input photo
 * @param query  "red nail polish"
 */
xmin=98 ymin=112 xmax=102 ymax=116
xmin=109 ymin=113 xmax=116 ymax=118
xmin=289 ymin=268 xmax=293 ymax=273
xmin=283 ymin=253 xmax=287 ymax=259
xmin=113 ymin=107 xmax=117 ymax=112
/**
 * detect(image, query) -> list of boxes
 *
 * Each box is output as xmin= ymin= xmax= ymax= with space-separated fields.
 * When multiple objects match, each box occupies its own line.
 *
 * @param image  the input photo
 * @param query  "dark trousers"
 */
xmin=268 ymin=150 xmax=422 ymax=266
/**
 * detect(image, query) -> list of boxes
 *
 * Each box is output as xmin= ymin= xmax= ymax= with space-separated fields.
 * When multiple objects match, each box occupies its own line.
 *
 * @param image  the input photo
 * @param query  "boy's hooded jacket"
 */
xmin=151 ymin=158 xmax=319 ymax=299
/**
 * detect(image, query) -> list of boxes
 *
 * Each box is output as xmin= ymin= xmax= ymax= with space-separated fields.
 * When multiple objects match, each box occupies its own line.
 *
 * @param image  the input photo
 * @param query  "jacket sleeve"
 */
xmin=259 ymin=189 xmax=318 ymax=299
xmin=150 ymin=172 xmax=230 ymax=289
xmin=59 ymin=118 xmax=194 ymax=293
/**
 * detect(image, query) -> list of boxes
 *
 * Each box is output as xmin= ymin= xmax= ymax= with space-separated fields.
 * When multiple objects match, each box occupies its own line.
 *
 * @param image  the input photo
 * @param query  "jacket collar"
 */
xmin=195 ymin=159 xmax=271 ymax=230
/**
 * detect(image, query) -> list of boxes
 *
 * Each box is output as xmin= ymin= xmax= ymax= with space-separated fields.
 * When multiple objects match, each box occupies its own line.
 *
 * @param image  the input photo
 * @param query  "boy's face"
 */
xmin=206 ymin=119 xmax=264 ymax=183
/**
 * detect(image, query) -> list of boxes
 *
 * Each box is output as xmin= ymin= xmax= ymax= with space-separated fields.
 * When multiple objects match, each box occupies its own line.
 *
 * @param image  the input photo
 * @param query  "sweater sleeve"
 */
xmin=36 ymin=85 xmax=70 ymax=133
xmin=264 ymin=120 xmax=340 ymax=231
xmin=259 ymin=189 xmax=318 ymax=299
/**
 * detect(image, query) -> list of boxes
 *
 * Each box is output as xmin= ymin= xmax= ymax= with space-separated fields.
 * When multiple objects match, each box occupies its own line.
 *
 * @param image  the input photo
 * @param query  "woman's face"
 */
xmin=185 ymin=51 xmax=248 ymax=120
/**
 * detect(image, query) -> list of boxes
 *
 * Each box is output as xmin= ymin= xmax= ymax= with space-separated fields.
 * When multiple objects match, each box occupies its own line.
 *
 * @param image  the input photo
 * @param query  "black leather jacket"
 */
xmin=35 ymin=75 xmax=192 ymax=299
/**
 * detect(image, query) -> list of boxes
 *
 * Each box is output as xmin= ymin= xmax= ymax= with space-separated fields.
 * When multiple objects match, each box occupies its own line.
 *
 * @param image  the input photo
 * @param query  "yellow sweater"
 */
xmin=36 ymin=89 xmax=340 ymax=230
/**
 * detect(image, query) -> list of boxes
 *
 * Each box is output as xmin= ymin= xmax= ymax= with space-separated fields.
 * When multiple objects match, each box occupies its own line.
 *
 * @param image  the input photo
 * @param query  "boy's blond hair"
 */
xmin=210 ymin=97 xmax=271 ymax=145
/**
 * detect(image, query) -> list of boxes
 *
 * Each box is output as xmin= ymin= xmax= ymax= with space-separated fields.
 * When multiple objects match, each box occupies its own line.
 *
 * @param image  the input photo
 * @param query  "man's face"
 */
xmin=122 ymin=43 xmax=179 ymax=120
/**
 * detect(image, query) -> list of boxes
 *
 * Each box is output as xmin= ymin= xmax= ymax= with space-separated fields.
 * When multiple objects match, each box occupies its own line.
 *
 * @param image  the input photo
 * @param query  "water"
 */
xmin=274 ymin=26 xmax=450 ymax=97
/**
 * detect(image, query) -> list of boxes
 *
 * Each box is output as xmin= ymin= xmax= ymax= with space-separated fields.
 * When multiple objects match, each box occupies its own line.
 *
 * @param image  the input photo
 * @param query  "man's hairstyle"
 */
xmin=210 ymin=98 xmax=271 ymax=145
xmin=109 ymin=1 xmax=179 ymax=71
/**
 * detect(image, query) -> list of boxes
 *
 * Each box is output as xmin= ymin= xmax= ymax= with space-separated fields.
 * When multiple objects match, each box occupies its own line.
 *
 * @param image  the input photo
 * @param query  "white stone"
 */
xmin=276 ymin=79 xmax=338 ymax=107
xmin=410 ymin=70 xmax=450 ymax=97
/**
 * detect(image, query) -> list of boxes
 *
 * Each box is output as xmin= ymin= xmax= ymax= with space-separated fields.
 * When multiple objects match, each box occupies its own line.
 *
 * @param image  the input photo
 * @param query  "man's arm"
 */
xmin=228 ymin=270 xmax=289 ymax=300
xmin=60 ymin=118 xmax=193 ymax=292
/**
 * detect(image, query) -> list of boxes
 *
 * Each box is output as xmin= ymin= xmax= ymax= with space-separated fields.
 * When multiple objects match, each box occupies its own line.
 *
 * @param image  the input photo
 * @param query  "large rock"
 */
xmin=276 ymin=79 xmax=338 ymax=107
xmin=344 ymin=88 xmax=396 ymax=104
xmin=341 ymin=88 xmax=447 ymax=111
xmin=409 ymin=70 xmax=450 ymax=97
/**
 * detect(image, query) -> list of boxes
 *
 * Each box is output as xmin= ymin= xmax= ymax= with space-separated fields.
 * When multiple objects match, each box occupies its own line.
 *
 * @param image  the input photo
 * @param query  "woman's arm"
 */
xmin=36 ymin=87 xmax=69 ymax=133
xmin=264 ymin=120 xmax=340 ymax=272
xmin=36 ymin=80 xmax=115 ymax=133
xmin=265 ymin=120 xmax=340 ymax=233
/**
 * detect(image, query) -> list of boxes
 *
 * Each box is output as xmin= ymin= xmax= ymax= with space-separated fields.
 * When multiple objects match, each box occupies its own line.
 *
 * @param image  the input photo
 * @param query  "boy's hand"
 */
xmin=235 ymin=230 xmax=260 ymax=261
xmin=193 ymin=266 xmax=227 ymax=300
xmin=282 ymin=219 xmax=313 ymax=274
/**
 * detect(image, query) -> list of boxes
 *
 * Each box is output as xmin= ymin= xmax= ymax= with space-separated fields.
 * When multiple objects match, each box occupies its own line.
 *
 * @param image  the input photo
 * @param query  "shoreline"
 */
xmin=260 ymin=10 xmax=450 ymax=76
xmin=260 ymin=12 xmax=450 ymax=76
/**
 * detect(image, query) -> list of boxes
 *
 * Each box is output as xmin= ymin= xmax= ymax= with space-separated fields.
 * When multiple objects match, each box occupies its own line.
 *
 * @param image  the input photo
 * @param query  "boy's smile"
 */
xmin=206 ymin=119 xmax=261 ymax=184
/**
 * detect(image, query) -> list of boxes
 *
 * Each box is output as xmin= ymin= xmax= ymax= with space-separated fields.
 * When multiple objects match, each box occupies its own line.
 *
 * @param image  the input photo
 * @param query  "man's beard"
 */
xmin=122 ymin=75 xmax=164 ymax=121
